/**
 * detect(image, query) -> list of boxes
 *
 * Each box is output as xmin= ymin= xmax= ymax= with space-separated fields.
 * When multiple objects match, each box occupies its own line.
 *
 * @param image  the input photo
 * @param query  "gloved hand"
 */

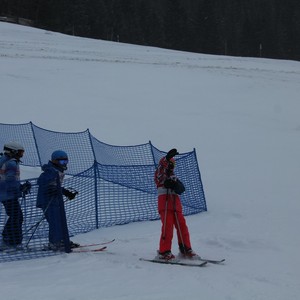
xmin=166 ymin=148 xmax=179 ymax=161
xmin=62 ymin=188 xmax=78 ymax=200
xmin=20 ymin=181 xmax=32 ymax=195
xmin=164 ymin=178 xmax=176 ymax=189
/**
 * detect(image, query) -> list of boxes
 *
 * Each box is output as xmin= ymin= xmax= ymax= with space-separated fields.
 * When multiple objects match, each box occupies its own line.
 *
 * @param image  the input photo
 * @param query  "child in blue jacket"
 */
xmin=37 ymin=150 xmax=78 ymax=253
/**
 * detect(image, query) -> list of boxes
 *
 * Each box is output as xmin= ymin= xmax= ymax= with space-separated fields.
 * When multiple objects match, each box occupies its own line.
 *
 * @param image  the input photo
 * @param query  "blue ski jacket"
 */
xmin=36 ymin=161 xmax=71 ymax=251
xmin=0 ymin=154 xmax=22 ymax=202
xmin=36 ymin=161 xmax=65 ymax=209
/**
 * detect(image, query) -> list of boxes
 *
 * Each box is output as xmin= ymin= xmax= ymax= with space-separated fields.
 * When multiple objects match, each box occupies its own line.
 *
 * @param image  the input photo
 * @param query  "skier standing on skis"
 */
xmin=36 ymin=150 xmax=79 ymax=253
xmin=0 ymin=141 xmax=31 ymax=248
xmin=154 ymin=148 xmax=198 ymax=260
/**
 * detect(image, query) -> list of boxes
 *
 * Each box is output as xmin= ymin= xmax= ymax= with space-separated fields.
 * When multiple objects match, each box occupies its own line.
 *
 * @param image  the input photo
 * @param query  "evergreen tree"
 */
xmin=0 ymin=0 xmax=299 ymax=60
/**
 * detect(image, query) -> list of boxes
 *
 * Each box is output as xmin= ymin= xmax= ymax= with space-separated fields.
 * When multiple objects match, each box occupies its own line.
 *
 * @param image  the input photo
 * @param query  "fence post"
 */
xmin=93 ymin=160 xmax=99 ymax=229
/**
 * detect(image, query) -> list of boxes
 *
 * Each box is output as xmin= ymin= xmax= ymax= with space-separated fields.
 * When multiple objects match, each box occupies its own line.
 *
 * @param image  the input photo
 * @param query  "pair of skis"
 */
xmin=0 ymin=239 xmax=115 ymax=254
xmin=72 ymin=239 xmax=115 ymax=253
xmin=139 ymin=256 xmax=225 ymax=267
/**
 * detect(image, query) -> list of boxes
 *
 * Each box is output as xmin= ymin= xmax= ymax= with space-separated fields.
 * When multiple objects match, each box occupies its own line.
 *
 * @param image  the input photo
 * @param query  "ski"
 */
xmin=72 ymin=246 xmax=107 ymax=253
xmin=177 ymin=253 xmax=225 ymax=265
xmin=139 ymin=257 xmax=207 ymax=267
xmin=77 ymin=239 xmax=115 ymax=248
xmin=0 ymin=244 xmax=27 ymax=253
xmin=0 ymin=247 xmax=22 ymax=253
xmin=198 ymin=257 xmax=225 ymax=264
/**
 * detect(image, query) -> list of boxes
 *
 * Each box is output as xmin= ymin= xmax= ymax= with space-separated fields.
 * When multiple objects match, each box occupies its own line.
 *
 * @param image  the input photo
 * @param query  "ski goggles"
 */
xmin=58 ymin=159 xmax=68 ymax=165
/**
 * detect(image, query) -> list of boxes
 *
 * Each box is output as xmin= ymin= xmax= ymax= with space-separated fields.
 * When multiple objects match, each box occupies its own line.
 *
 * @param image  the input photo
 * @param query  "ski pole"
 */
xmin=23 ymin=214 xmax=45 ymax=236
xmin=24 ymin=196 xmax=54 ymax=248
xmin=24 ymin=215 xmax=46 ymax=248
xmin=24 ymin=194 xmax=75 ymax=248
xmin=21 ymin=193 xmax=27 ymax=230
xmin=162 ymin=189 xmax=169 ymax=240
xmin=173 ymin=194 xmax=186 ymax=255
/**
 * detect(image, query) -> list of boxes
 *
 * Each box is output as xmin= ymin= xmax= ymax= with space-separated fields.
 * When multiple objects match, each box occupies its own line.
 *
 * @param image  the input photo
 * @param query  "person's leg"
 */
xmin=2 ymin=199 xmax=23 ymax=245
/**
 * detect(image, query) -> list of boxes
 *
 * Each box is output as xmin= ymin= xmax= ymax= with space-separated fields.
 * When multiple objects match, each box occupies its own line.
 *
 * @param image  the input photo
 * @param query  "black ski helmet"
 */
xmin=51 ymin=150 xmax=68 ymax=161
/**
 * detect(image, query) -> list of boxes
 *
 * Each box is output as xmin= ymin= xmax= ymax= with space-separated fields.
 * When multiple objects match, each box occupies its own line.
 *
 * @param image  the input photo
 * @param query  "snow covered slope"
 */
xmin=0 ymin=22 xmax=300 ymax=300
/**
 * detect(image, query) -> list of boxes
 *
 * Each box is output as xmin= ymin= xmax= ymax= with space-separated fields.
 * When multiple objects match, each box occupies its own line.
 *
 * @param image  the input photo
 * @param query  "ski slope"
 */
xmin=0 ymin=22 xmax=300 ymax=300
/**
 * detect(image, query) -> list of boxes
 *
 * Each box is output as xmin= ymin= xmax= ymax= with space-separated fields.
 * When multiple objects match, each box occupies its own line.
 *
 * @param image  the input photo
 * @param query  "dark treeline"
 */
xmin=1 ymin=0 xmax=299 ymax=61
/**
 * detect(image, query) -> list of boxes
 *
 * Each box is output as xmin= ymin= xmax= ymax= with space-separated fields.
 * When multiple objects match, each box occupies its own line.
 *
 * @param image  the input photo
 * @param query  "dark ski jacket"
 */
xmin=0 ymin=154 xmax=22 ymax=202
xmin=36 ymin=161 xmax=65 ymax=209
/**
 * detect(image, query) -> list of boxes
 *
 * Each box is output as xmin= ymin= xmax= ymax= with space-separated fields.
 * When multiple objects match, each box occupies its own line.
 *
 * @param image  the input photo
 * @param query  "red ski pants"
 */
xmin=158 ymin=193 xmax=192 ymax=253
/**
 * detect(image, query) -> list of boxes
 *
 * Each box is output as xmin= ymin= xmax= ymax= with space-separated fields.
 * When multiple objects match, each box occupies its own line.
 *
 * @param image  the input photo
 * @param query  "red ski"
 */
xmin=77 ymin=239 xmax=115 ymax=248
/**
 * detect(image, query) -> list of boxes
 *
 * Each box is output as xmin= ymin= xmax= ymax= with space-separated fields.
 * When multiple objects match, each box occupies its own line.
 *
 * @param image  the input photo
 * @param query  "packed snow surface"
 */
xmin=0 ymin=22 xmax=300 ymax=300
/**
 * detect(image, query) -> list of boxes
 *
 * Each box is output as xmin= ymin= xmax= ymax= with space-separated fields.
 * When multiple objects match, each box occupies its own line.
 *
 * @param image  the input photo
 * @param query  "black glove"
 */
xmin=166 ymin=148 xmax=179 ymax=161
xmin=20 ymin=181 xmax=31 ymax=195
xmin=166 ymin=159 xmax=176 ymax=176
xmin=164 ymin=178 xmax=176 ymax=189
xmin=62 ymin=188 xmax=78 ymax=200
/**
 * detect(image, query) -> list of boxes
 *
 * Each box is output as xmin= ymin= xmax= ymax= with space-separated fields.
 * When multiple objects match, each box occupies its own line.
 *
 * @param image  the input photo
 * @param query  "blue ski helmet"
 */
xmin=51 ymin=150 xmax=68 ymax=161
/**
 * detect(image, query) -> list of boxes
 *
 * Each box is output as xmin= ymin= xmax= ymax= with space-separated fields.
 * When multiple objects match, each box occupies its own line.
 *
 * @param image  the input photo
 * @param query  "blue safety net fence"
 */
xmin=0 ymin=122 xmax=206 ymax=263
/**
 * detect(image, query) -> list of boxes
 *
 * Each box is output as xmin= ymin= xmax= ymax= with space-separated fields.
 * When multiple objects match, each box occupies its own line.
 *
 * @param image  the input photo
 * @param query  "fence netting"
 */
xmin=0 ymin=122 xmax=206 ymax=263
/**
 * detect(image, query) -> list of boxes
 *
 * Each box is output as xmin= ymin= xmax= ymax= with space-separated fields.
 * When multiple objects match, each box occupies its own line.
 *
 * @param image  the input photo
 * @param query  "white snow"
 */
xmin=1 ymin=22 xmax=300 ymax=300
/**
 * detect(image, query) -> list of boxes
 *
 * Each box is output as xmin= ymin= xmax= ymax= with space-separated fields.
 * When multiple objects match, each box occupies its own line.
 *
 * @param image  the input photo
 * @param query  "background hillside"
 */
xmin=1 ymin=0 xmax=300 ymax=60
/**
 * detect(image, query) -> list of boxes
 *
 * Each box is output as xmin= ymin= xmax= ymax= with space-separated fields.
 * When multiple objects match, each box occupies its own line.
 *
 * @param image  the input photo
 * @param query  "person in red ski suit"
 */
xmin=154 ymin=148 xmax=197 ymax=260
